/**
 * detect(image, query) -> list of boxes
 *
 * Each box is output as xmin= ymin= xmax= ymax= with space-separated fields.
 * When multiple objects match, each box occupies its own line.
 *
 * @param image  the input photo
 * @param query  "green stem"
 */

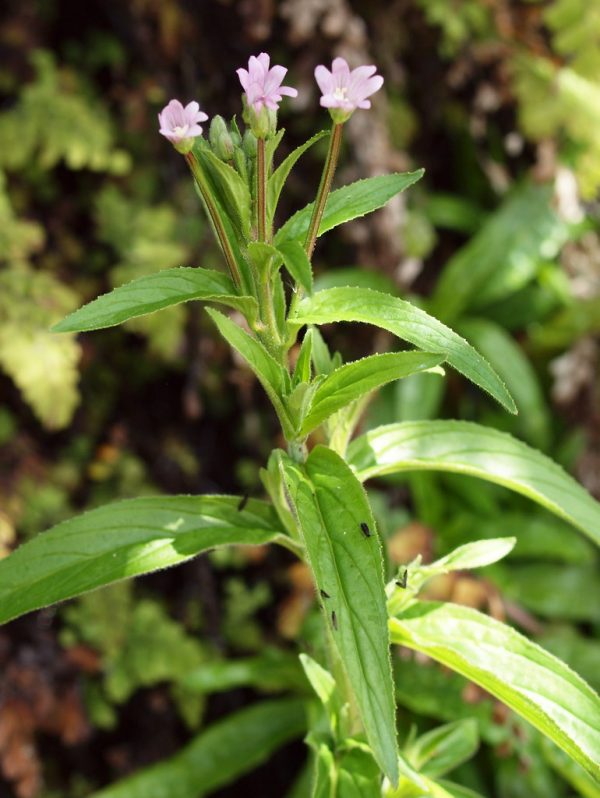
xmin=185 ymin=152 xmax=242 ymax=289
xmin=304 ymin=122 xmax=344 ymax=261
xmin=257 ymin=136 xmax=267 ymax=242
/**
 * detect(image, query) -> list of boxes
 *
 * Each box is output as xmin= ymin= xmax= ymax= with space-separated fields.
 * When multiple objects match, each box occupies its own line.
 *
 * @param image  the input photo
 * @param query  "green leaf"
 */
xmin=491 ymin=563 xmax=600 ymax=622
xmin=337 ymin=745 xmax=383 ymax=797
xmin=434 ymin=781 xmax=486 ymax=798
xmin=458 ymin=318 xmax=550 ymax=448
xmin=431 ymin=538 xmax=516 ymax=573
xmin=429 ymin=184 xmax=568 ymax=324
xmin=197 ymin=147 xmax=252 ymax=239
xmin=281 ymin=446 xmax=399 ymax=785
xmin=275 ymin=171 xmax=425 ymax=246
xmin=278 ymin=239 xmax=314 ymax=295
xmin=0 ymin=495 xmax=289 ymax=626
xmin=292 ymin=288 xmax=516 ymax=414
xmin=348 ymin=420 xmax=600 ymax=546
xmin=292 ymin=329 xmax=313 ymax=385
xmin=90 ymin=698 xmax=306 ymax=798
xmin=52 ymin=267 xmax=258 ymax=333
xmin=300 ymin=653 xmax=346 ymax=738
xmin=390 ymin=601 xmax=600 ymax=781
xmin=406 ymin=720 xmax=479 ymax=778
xmin=268 ymin=130 xmax=328 ymax=222
xmin=182 ymin=648 xmax=306 ymax=694
xmin=205 ymin=308 xmax=294 ymax=438
xmin=300 ymin=352 xmax=445 ymax=436
xmin=314 ymin=267 xmax=399 ymax=296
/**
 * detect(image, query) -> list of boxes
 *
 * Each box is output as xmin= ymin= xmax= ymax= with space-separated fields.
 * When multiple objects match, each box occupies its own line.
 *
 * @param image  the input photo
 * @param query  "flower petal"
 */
xmin=315 ymin=65 xmax=335 ymax=95
xmin=184 ymin=100 xmax=200 ymax=117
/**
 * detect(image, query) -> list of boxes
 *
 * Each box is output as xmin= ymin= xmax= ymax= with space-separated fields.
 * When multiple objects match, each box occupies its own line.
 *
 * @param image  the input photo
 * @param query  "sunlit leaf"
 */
xmin=292 ymin=288 xmax=516 ymax=413
xmin=53 ymin=267 xmax=258 ymax=332
xmin=275 ymin=171 xmax=424 ymax=245
xmin=281 ymin=447 xmax=399 ymax=785
xmin=0 ymin=496 xmax=290 ymax=625
xmin=349 ymin=420 xmax=600 ymax=545
xmin=390 ymin=601 xmax=600 ymax=780
xmin=300 ymin=352 xmax=444 ymax=435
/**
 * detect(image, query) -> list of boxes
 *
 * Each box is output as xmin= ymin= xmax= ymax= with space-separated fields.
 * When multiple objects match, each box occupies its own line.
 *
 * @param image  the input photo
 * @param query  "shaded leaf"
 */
xmin=278 ymin=239 xmax=314 ymax=295
xmin=458 ymin=318 xmax=550 ymax=448
xmin=205 ymin=308 xmax=294 ymax=438
xmin=91 ymin=698 xmax=306 ymax=798
xmin=429 ymin=184 xmax=568 ymax=323
xmin=406 ymin=720 xmax=479 ymax=778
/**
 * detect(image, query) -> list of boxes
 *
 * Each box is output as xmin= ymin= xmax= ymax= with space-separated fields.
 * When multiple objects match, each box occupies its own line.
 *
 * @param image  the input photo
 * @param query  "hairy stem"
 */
xmin=304 ymin=122 xmax=343 ymax=261
xmin=257 ymin=136 xmax=267 ymax=242
xmin=185 ymin=152 xmax=242 ymax=289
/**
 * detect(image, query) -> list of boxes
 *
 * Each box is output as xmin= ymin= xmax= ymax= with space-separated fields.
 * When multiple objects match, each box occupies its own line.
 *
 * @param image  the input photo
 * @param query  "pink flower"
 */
xmin=158 ymin=100 xmax=208 ymax=150
xmin=315 ymin=57 xmax=384 ymax=122
xmin=237 ymin=53 xmax=298 ymax=113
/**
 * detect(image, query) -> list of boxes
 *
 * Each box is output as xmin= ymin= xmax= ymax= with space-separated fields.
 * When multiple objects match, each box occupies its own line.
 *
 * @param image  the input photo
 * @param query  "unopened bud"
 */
xmin=242 ymin=130 xmax=257 ymax=158
xmin=209 ymin=115 xmax=235 ymax=161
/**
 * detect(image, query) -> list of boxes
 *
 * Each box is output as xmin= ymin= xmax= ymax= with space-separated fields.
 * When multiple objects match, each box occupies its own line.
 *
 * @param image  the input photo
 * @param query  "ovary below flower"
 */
xmin=158 ymin=99 xmax=208 ymax=153
xmin=315 ymin=57 xmax=383 ymax=123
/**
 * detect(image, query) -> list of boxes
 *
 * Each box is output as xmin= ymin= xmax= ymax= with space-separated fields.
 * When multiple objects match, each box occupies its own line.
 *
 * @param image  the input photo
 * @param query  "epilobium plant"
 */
xmin=2 ymin=53 xmax=599 ymax=796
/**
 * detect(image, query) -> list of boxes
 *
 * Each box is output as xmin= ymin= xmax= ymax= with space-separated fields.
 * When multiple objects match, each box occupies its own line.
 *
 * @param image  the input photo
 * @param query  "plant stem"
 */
xmin=257 ymin=136 xmax=267 ymax=242
xmin=184 ymin=152 xmax=242 ymax=289
xmin=304 ymin=122 xmax=343 ymax=261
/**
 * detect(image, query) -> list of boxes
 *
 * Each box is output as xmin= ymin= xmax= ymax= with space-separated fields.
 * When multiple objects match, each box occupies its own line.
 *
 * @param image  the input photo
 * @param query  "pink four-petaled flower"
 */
xmin=315 ymin=57 xmax=384 ymax=121
xmin=158 ymin=100 xmax=208 ymax=148
xmin=237 ymin=53 xmax=298 ymax=113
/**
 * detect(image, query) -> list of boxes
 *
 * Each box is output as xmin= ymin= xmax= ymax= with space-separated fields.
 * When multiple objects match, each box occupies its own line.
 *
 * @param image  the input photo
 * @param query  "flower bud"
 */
xmin=209 ymin=115 xmax=235 ymax=161
xmin=242 ymin=130 xmax=257 ymax=158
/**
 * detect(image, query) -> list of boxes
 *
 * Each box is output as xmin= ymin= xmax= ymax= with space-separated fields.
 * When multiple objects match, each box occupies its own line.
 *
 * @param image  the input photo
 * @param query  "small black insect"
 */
xmin=360 ymin=522 xmax=371 ymax=538
xmin=395 ymin=569 xmax=408 ymax=589
xmin=237 ymin=494 xmax=249 ymax=511
xmin=320 ymin=589 xmax=331 ymax=600
xmin=331 ymin=610 xmax=338 ymax=630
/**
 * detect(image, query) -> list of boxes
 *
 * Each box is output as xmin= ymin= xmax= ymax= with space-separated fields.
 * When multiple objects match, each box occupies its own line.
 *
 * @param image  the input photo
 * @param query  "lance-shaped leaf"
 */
xmin=458 ymin=317 xmax=550 ymax=448
xmin=91 ymin=698 xmax=306 ymax=798
xmin=292 ymin=288 xmax=516 ymax=414
xmin=405 ymin=719 xmax=479 ymax=778
xmin=197 ymin=147 xmax=252 ymax=239
xmin=0 ymin=496 xmax=290 ymax=626
xmin=390 ymin=601 xmax=600 ymax=781
xmin=300 ymin=351 xmax=444 ymax=436
xmin=278 ymin=239 xmax=314 ymax=295
xmin=52 ymin=267 xmax=258 ymax=333
xmin=281 ymin=446 xmax=399 ymax=785
xmin=275 ymin=171 xmax=424 ymax=246
xmin=268 ymin=130 xmax=328 ymax=223
xmin=348 ymin=420 xmax=600 ymax=546
xmin=205 ymin=308 xmax=294 ymax=438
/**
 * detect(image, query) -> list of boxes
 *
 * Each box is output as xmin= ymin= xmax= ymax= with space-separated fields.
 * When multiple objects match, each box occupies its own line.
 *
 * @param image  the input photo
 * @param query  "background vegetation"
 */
xmin=0 ymin=0 xmax=598 ymax=795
